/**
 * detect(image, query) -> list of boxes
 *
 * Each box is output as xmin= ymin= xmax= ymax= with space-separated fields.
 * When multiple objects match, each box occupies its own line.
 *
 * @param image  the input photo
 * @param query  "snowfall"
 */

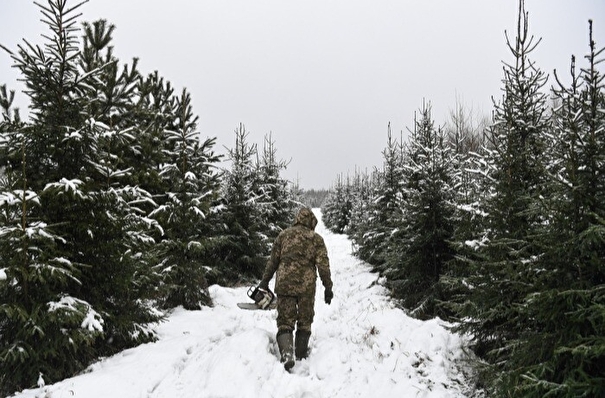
xmin=12 ymin=209 xmax=480 ymax=398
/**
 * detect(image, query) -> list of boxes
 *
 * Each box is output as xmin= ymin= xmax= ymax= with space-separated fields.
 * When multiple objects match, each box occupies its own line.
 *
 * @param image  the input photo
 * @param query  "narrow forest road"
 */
xmin=14 ymin=209 xmax=477 ymax=398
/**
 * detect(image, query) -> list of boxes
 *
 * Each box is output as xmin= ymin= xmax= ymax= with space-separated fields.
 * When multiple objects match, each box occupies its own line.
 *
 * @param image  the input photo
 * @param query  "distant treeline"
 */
xmin=299 ymin=188 xmax=330 ymax=208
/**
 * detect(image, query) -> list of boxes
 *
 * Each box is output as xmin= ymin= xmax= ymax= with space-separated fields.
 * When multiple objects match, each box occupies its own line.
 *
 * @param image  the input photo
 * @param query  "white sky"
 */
xmin=1 ymin=0 xmax=604 ymax=189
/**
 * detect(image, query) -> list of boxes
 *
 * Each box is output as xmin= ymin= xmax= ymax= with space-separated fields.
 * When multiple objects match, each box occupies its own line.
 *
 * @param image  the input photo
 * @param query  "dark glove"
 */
xmin=324 ymin=288 xmax=333 ymax=305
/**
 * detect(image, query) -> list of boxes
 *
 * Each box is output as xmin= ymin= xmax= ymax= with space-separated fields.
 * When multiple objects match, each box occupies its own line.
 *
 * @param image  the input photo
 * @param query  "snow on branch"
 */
xmin=0 ymin=190 xmax=40 ymax=206
xmin=43 ymin=178 xmax=87 ymax=199
xmin=47 ymin=295 xmax=105 ymax=333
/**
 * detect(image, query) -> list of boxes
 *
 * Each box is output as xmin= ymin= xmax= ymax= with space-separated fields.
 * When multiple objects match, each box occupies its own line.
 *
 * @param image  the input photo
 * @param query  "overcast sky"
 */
xmin=1 ymin=0 xmax=604 ymax=189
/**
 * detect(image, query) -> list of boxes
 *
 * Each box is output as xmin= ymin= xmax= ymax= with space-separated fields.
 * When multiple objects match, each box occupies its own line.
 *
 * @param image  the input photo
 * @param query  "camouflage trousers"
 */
xmin=276 ymin=295 xmax=315 ymax=333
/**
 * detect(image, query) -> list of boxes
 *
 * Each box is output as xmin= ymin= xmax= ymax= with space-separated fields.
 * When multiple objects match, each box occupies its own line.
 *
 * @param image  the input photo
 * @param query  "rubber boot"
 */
xmin=295 ymin=330 xmax=311 ymax=360
xmin=276 ymin=330 xmax=295 ymax=371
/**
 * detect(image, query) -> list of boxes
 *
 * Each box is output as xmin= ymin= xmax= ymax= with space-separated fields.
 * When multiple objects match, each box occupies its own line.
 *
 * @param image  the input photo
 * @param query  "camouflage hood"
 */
xmin=293 ymin=208 xmax=317 ymax=230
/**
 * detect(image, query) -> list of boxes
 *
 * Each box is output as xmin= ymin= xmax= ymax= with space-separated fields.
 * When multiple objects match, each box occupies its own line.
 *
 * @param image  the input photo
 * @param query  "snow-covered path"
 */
xmin=13 ymin=209 xmax=474 ymax=398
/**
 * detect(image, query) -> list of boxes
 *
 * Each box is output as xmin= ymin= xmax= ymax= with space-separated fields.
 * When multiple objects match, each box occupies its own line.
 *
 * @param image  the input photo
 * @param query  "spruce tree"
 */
xmin=384 ymin=102 xmax=455 ymax=319
xmin=0 ymin=2 xmax=108 ymax=392
xmin=353 ymin=124 xmax=406 ymax=270
xmin=255 ymin=133 xmax=297 ymax=241
xmin=212 ymin=124 xmax=267 ymax=284
xmin=322 ymin=173 xmax=352 ymax=234
xmin=73 ymin=17 xmax=165 ymax=354
xmin=0 ymin=1 xmax=165 ymax=391
xmin=128 ymin=71 xmax=176 ymax=196
xmin=346 ymin=168 xmax=373 ymax=254
xmin=509 ymin=21 xmax=605 ymax=397
xmin=456 ymin=0 xmax=551 ymax=392
xmin=0 ymin=184 xmax=105 ymax=395
xmin=151 ymin=89 xmax=221 ymax=309
xmin=438 ymin=102 xmax=490 ymax=320
xmin=78 ymin=19 xmax=139 ymax=127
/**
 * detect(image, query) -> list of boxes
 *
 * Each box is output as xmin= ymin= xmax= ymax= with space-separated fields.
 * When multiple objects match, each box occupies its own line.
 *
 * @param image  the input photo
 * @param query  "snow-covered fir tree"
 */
xmin=75 ymin=18 xmax=165 ymax=357
xmin=0 ymin=1 xmax=211 ymax=391
xmin=349 ymin=124 xmax=406 ymax=271
xmin=509 ymin=21 xmax=605 ymax=397
xmin=0 ymin=1 xmax=158 ymax=393
xmin=150 ymin=89 xmax=222 ymax=310
xmin=437 ymin=102 xmax=490 ymax=319
xmin=455 ymin=1 xmax=552 ymax=393
xmin=0 ymin=182 xmax=104 ymax=395
xmin=212 ymin=124 xmax=268 ymax=284
xmin=383 ymin=102 xmax=456 ymax=319
xmin=345 ymin=169 xmax=372 ymax=246
xmin=254 ymin=133 xmax=298 ymax=242
xmin=322 ymin=174 xmax=352 ymax=234
xmin=78 ymin=19 xmax=140 ymax=131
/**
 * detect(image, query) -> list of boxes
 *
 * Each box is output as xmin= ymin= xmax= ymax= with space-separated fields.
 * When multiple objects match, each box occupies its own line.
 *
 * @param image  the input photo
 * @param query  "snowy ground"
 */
xmin=12 ymin=209 xmax=478 ymax=398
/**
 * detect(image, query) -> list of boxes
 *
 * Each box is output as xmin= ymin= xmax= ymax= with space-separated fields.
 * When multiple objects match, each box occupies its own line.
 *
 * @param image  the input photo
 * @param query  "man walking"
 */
xmin=259 ymin=207 xmax=333 ymax=371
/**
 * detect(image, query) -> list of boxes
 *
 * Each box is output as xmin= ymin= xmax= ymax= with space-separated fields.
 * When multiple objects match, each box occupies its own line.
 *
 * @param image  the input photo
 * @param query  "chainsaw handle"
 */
xmin=247 ymin=286 xmax=258 ymax=299
xmin=247 ymin=285 xmax=275 ymax=309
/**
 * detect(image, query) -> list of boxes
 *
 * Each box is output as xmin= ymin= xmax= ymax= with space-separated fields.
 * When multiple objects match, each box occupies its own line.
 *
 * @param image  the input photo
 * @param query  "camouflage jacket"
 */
xmin=261 ymin=208 xmax=332 ymax=297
